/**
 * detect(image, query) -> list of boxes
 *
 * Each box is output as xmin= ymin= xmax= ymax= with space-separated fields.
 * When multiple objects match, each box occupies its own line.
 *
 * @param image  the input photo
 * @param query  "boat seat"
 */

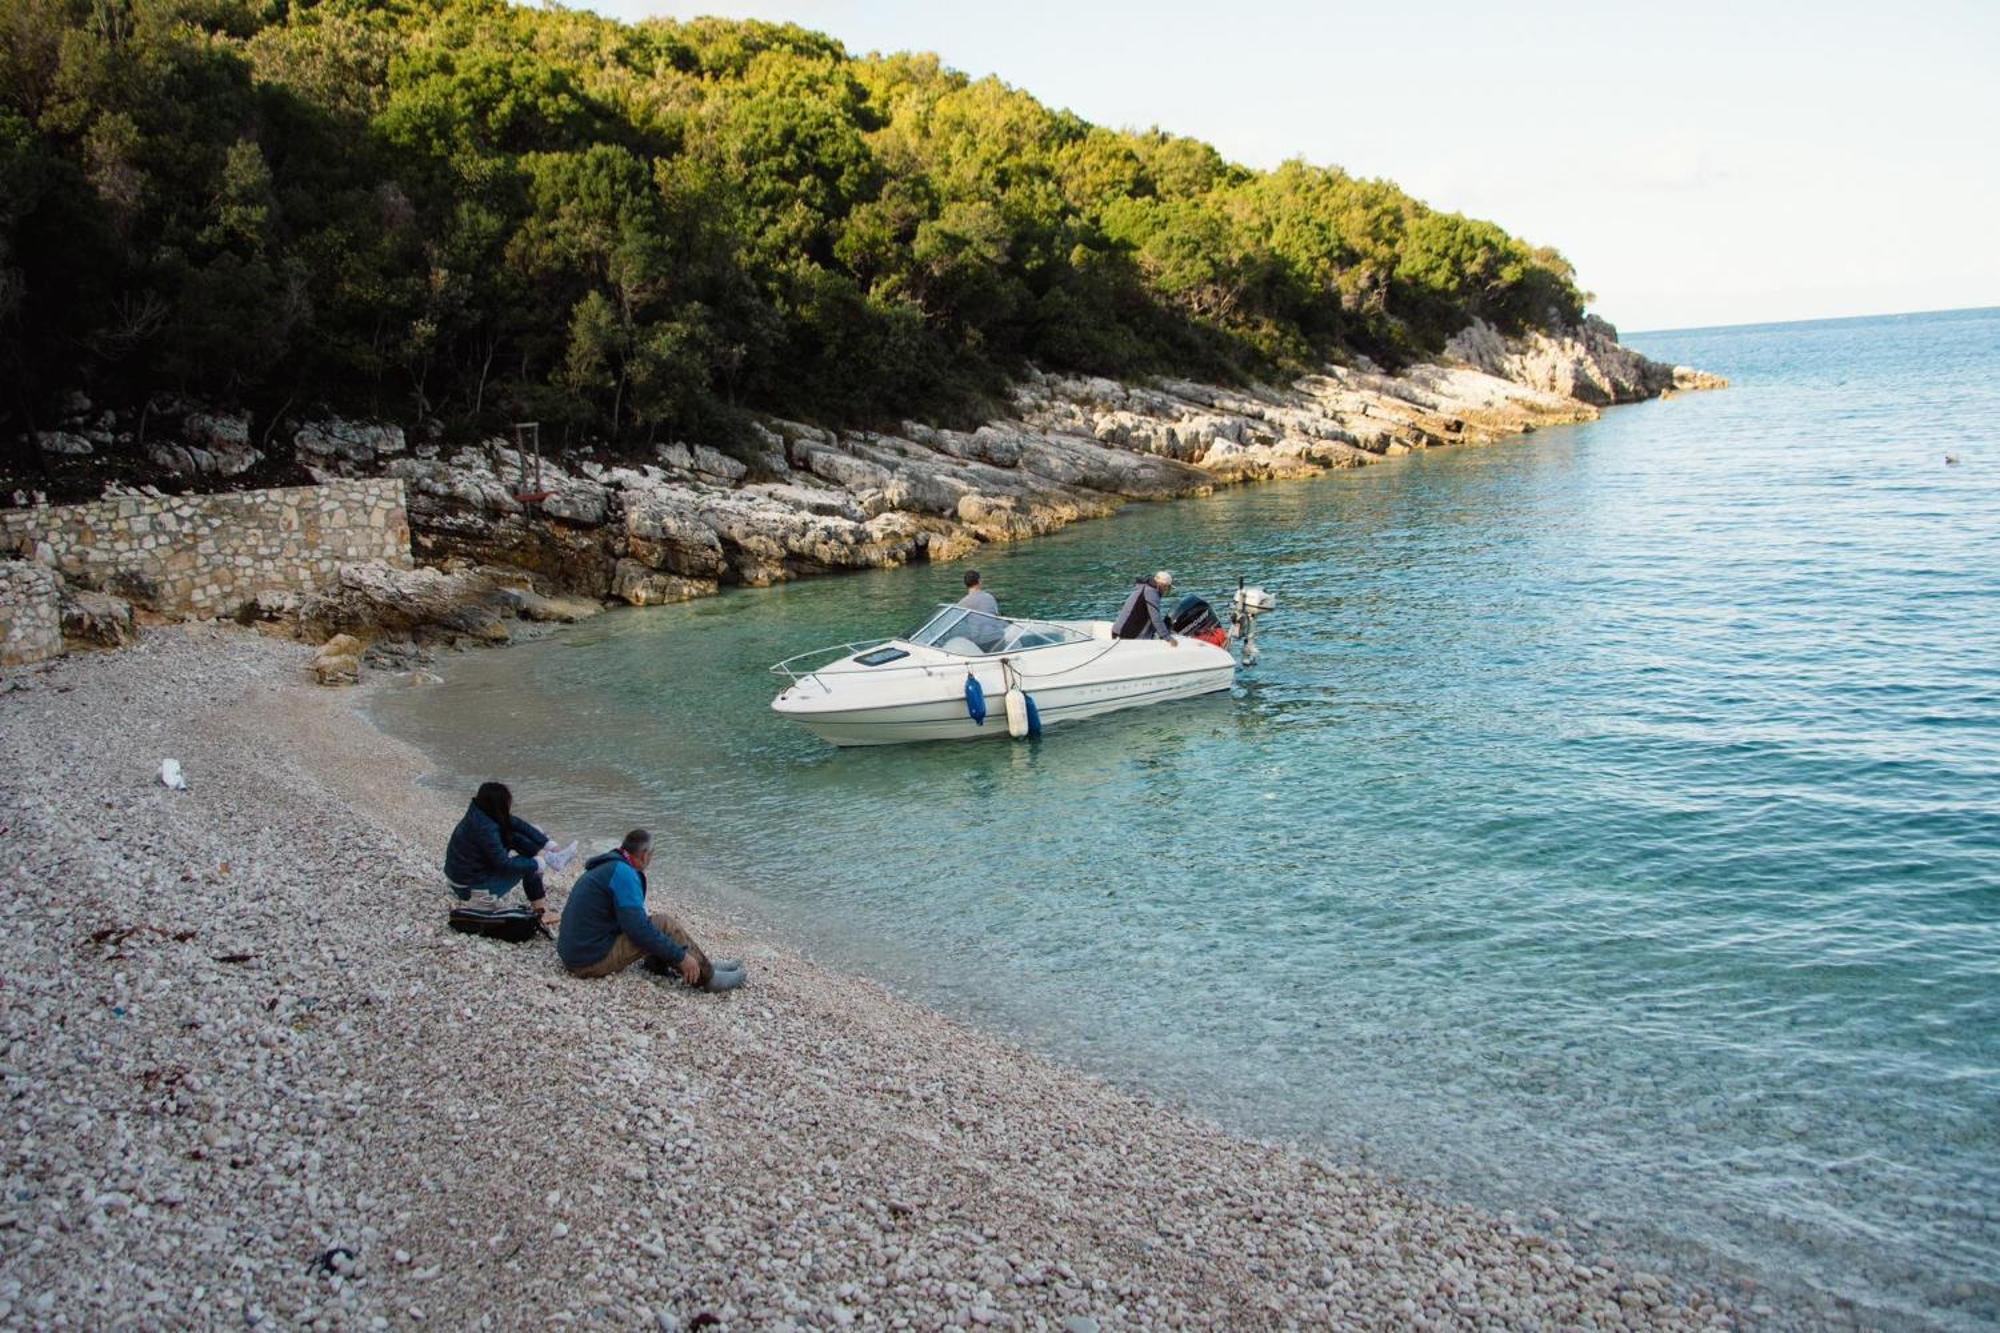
xmin=1087 ymin=620 xmax=1114 ymax=641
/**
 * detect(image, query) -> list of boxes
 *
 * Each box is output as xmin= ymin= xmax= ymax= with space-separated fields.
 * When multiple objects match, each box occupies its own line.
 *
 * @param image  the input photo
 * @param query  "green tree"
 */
xmin=0 ymin=0 xmax=1591 ymax=455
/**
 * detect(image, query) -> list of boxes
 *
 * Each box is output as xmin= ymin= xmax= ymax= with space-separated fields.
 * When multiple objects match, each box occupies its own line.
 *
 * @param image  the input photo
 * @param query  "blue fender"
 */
xmin=1024 ymin=692 xmax=1042 ymax=738
xmin=964 ymin=674 xmax=987 ymax=725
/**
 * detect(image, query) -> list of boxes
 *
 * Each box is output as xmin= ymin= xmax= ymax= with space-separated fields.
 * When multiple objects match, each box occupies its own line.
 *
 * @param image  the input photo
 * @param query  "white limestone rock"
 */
xmin=296 ymin=419 xmax=409 ymax=468
xmin=311 ymin=632 xmax=365 ymax=685
xmin=147 ymin=439 xmax=264 ymax=480
xmin=624 ymin=492 xmax=728 ymax=579
xmin=59 ymin=587 xmax=136 ymax=649
xmin=35 ymin=431 xmax=94 ymax=457
xmin=1445 ymin=316 xmax=1676 ymax=405
xmin=299 ymin=561 xmax=509 ymax=642
xmin=690 ymin=444 xmax=748 ymax=484
xmin=609 ymin=560 xmax=717 ymax=605
xmin=183 ymin=410 xmax=253 ymax=452
xmin=741 ymin=483 xmax=866 ymax=522
xmin=498 ymin=586 xmax=605 ymax=623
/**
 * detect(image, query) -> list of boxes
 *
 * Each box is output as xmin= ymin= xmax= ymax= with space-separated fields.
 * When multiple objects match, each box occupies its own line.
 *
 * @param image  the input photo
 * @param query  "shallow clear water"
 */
xmin=377 ymin=308 xmax=2000 ymax=1327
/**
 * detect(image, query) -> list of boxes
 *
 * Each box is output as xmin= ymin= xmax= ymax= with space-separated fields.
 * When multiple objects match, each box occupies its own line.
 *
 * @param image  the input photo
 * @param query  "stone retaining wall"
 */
xmin=0 ymin=479 xmax=411 ymax=621
xmin=0 ymin=561 xmax=62 ymax=666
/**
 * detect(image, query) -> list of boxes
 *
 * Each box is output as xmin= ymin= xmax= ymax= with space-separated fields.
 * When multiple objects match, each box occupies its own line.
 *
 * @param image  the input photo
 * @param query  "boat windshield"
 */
xmin=904 ymin=605 xmax=1088 ymax=656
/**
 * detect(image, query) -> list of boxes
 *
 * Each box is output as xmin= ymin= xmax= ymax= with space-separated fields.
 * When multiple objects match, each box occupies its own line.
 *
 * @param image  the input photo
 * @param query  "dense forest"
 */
xmin=0 ymin=0 xmax=1589 ymax=453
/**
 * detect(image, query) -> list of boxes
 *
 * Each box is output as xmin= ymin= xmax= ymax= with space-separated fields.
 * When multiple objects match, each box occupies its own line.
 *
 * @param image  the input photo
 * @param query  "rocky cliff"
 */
xmin=1444 ymin=316 xmax=1725 ymax=404
xmin=6 ymin=322 xmax=1721 ymax=648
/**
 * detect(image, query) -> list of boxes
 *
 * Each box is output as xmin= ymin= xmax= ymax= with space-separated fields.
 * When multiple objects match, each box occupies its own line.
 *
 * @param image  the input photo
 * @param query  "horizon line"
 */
xmin=1626 ymin=302 xmax=2000 ymax=339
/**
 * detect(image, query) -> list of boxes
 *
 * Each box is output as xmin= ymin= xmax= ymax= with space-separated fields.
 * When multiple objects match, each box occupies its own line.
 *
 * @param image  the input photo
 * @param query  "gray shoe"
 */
xmin=703 ymin=964 xmax=747 ymax=994
xmin=708 ymin=957 xmax=743 ymax=973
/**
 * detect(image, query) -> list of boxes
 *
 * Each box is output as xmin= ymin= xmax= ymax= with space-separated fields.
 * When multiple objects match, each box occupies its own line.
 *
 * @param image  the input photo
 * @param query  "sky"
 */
xmin=590 ymin=0 xmax=2000 ymax=332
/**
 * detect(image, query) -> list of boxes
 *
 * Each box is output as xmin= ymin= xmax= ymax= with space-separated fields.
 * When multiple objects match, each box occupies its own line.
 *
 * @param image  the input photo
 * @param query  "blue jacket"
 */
xmin=443 ymin=802 xmax=547 ymax=897
xmin=557 ymin=850 xmax=686 ymax=970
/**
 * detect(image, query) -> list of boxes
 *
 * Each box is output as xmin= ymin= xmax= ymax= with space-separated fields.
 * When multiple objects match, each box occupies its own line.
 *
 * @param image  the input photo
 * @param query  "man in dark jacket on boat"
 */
xmin=1111 ymin=570 xmax=1179 ymax=644
xmin=444 ymin=782 xmax=577 ymax=926
xmin=557 ymin=830 xmax=745 ymax=993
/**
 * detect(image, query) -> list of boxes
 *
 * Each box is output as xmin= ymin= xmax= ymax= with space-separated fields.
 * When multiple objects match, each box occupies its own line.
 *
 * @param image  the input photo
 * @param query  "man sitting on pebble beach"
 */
xmin=557 ymin=830 xmax=746 ymax=993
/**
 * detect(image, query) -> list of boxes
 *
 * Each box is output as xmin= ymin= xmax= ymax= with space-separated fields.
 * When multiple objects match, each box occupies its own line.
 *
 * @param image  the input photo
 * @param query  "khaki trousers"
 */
xmin=566 ymin=911 xmax=711 ymax=985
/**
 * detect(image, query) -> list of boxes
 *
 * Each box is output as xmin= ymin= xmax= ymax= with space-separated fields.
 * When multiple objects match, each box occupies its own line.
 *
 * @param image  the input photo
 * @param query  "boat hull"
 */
xmin=772 ymin=635 xmax=1238 ymax=747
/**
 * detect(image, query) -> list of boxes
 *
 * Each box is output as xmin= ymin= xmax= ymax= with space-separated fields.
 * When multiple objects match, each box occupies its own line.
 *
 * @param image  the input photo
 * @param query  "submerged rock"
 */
xmin=503 ymin=589 xmax=605 ymax=624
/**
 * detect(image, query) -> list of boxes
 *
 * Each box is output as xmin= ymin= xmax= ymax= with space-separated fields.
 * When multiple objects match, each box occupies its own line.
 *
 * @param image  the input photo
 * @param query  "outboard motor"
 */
xmin=1230 ymin=580 xmax=1276 ymax=664
xmin=1169 ymin=595 xmax=1230 ymax=647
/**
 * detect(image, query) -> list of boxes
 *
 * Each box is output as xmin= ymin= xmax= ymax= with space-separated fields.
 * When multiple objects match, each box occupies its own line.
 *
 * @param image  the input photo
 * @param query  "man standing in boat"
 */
xmin=1111 ymin=570 xmax=1180 ymax=644
xmin=958 ymin=569 xmax=999 ymax=617
xmin=957 ymin=570 xmax=1006 ymax=651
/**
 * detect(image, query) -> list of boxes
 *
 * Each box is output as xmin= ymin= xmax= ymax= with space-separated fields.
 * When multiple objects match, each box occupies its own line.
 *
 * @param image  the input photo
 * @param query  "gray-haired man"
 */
xmin=1110 ymin=570 xmax=1180 ymax=644
xmin=556 ymin=830 xmax=745 ymax=992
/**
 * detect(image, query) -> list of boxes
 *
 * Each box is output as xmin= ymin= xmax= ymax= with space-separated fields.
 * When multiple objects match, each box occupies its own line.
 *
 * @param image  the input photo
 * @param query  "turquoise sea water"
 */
xmin=376 ymin=308 xmax=2000 ymax=1327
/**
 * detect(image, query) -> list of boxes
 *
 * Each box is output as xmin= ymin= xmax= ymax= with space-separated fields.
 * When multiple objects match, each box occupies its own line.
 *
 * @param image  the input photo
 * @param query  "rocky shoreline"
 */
xmin=0 ymin=624 xmax=1796 ymax=1329
xmin=380 ymin=318 xmax=1722 ymax=610
xmin=6 ymin=318 xmax=1722 ymax=661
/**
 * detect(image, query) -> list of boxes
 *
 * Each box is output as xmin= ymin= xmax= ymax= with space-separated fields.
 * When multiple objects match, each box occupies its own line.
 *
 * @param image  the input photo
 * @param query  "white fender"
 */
xmin=1004 ymin=683 xmax=1029 ymax=738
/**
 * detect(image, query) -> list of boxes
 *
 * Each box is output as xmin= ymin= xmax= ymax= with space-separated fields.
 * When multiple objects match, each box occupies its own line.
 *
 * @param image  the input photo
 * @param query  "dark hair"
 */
xmin=621 ymin=828 xmax=652 ymax=855
xmin=473 ymin=781 xmax=512 ymax=829
xmin=963 ymin=570 xmax=981 ymax=588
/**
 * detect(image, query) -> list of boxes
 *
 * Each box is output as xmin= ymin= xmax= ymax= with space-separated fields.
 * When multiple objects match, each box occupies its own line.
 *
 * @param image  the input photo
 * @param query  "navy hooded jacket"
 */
xmin=443 ymin=801 xmax=548 ymax=898
xmin=556 ymin=850 xmax=687 ymax=971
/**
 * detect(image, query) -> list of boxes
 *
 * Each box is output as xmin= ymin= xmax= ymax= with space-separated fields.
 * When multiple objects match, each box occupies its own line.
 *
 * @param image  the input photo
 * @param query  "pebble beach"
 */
xmin=0 ymin=625 xmax=1778 ymax=1330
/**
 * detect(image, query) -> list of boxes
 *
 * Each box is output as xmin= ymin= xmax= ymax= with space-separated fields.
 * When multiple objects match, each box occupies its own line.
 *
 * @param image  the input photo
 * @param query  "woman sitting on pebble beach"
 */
xmin=443 ymin=781 xmax=577 ymax=928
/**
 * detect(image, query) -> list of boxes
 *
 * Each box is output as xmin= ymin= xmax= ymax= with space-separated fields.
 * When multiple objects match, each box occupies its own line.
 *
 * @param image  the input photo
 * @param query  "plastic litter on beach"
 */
xmin=157 ymin=759 xmax=187 ymax=790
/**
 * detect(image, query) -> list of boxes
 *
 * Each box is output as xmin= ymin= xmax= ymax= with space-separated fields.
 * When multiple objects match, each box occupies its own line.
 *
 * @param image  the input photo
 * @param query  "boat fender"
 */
xmin=964 ymin=673 xmax=987 ymax=725
xmin=1024 ymin=693 xmax=1042 ymax=738
xmin=1004 ymin=681 xmax=1028 ymax=738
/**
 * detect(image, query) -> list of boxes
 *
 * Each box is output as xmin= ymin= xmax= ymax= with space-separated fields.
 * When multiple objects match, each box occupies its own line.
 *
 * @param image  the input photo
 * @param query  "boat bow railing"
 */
xmin=768 ymin=641 xmax=892 ymax=686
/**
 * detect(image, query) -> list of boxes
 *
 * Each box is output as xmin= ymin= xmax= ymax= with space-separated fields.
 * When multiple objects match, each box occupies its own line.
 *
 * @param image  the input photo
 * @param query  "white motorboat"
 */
xmin=769 ymin=590 xmax=1273 ymax=747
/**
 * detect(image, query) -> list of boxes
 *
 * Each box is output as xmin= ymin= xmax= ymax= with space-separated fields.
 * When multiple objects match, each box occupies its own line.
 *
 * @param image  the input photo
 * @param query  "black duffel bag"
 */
xmin=447 ymin=902 xmax=549 ymax=943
